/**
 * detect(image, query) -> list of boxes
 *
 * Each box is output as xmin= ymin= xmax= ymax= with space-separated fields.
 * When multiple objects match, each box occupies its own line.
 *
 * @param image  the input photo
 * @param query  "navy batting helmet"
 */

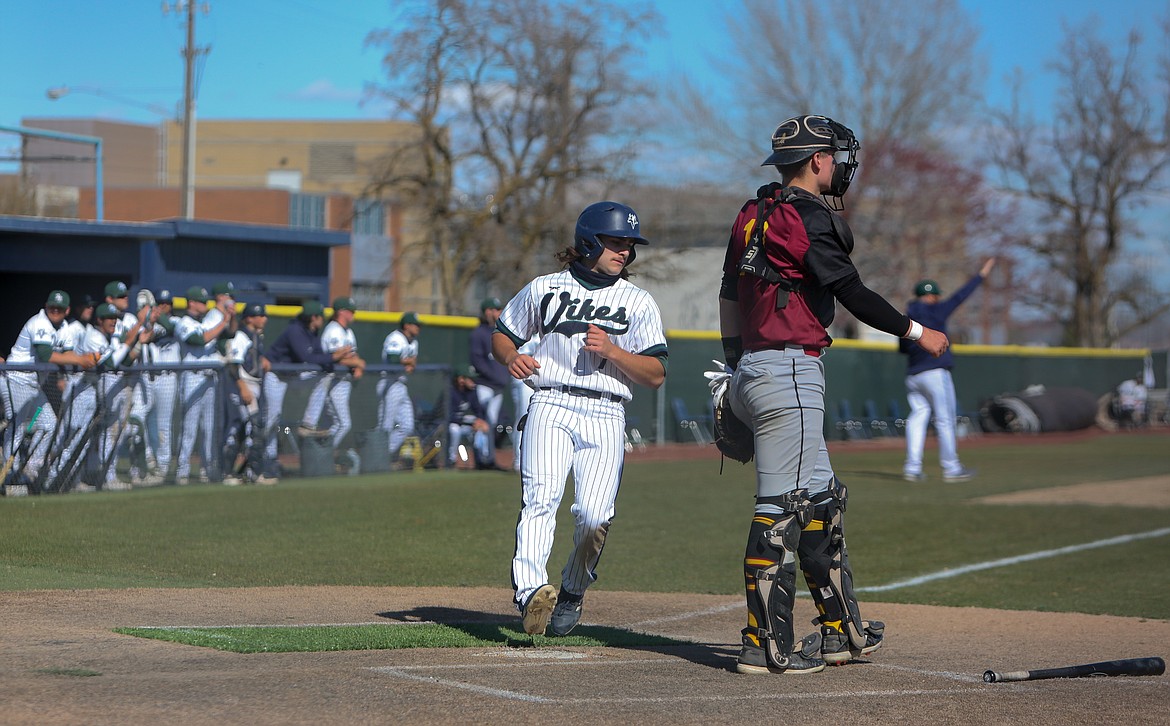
xmin=574 ymin=201 xmax=649 ymax=263
xmin=762 ymin=115 xmax=860 ymax=198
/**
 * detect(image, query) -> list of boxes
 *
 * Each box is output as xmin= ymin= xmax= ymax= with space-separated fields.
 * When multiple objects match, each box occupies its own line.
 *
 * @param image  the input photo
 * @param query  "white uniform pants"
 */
xmin=177 ymin=371 xmax=218 ymax=479
xmin=904 ymin=368 xmax=962 ymax=477
xmin=1 ymin=375 xmax=58 ymax=481
xmin=377 ymin=376 xmax=414 ymax=459
xmin=512 ymin=391 xmax=625 ymax=608
xmin=263 ymin=372 xmax=286 ymax=478
xmin=509 ymin=378 xmax=534 ymax=472
xmin=475 ymin=384 xmax=504 ymax=466
xmin=150 ymin=371 xmax=178 ymax=474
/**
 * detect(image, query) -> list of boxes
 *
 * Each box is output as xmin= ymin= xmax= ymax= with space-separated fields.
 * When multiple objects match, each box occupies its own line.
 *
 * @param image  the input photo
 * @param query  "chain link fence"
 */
xmin=1 ymin=361 xmax=458 ymax=496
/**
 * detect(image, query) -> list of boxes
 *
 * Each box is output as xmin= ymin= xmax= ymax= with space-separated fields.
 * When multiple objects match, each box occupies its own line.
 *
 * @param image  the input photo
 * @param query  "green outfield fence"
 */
xmin=261 ymin=306 xmax=1166 ymax=445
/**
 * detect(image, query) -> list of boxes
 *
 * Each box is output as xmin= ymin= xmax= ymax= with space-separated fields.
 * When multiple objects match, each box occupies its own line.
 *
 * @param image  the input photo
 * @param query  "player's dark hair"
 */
xmin=556 ymin=246 xmax=632 ymax=280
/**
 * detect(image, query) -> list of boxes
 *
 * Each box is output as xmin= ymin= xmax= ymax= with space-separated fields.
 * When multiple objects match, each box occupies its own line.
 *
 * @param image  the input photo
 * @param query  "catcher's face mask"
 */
xmin=823 ymin=119 xmax=859 ymax=199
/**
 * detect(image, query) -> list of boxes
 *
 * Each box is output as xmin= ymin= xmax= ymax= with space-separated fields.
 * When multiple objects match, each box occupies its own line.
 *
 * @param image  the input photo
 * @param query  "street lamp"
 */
xmin=45 ymin=85 xmax=177 ymax=119
xmin=47 ymin=83 xmax=193 ymax=219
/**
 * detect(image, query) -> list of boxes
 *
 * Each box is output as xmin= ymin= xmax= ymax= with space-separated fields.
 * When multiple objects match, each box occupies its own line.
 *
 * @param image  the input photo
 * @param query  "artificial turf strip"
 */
xmin=114 ymin=622 xmax=688 ymax=653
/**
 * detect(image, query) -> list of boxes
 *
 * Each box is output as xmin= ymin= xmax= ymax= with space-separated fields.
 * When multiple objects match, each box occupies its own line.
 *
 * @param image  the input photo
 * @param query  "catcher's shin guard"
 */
xmin=797 ymin=478 xmax=872 ymax=650
xmin=744 ymin=489 xmax=812 ymax=670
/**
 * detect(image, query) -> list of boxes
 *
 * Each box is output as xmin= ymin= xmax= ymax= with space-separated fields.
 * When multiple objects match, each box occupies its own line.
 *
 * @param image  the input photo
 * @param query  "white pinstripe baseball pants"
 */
xmin=512 ymin=391 xmax=625 ymax=608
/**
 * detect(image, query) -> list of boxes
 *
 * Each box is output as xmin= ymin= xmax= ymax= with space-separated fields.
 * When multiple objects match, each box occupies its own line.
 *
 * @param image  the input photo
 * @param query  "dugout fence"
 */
xmin=1 ymin=360 xmax=455 ymax=495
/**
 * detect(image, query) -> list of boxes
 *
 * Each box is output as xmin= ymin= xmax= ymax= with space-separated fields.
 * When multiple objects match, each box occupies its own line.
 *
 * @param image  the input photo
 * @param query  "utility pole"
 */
xmin=165 ymin=2 xmax=210 ymax=220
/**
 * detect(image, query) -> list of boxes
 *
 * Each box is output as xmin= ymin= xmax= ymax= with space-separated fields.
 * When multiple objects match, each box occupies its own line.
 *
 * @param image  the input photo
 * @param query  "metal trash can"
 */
xmin=299 ymin=435 xmax=335 ymax=477
xmin=357 ymin=428 xmax=390 ymax=473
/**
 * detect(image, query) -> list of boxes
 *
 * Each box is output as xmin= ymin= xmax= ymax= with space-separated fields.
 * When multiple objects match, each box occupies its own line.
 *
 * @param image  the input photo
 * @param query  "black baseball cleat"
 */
xmin=821 ymin=621 xmax=885 ymax=665
xmin=736 ymin=631 xmax=826 ymax=675
xmin=549 ymin=589 xmax=584 ymax=636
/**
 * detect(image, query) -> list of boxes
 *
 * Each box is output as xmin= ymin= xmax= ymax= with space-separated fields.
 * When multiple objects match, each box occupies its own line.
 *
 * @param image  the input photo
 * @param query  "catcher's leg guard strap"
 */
xmin=745 ymin=489 xmax=811 ymax=669
xmin=799 ymin=480 xmax=870 ymax=650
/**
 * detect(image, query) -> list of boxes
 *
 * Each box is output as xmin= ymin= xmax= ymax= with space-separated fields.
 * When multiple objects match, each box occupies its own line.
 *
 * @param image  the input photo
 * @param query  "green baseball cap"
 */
xmin=300 ymin=300 xmax=325 ymax=318
xmin=185 ymin=285 xmax=211 ymax=303
xmin=212 ymin=281 xmax=236 ymax=297
xmin=481 ymin=297 xmax=503 ymax=311
xmin=96 ymin=302 xmax=121 ymax=319
xmin=401 ymin=311 xmax=421 ymax=327
xmin=45 ymin=290 xmax=70 ymax=308
xmin=105 ymin=281 xmax=129 ymax=298
xmin=242 ymin=302 xmax=267 ymax=318
xmin=332 ymin=296 xmax=357 ymax=312
xmin=914 ymin=280 xmax=941 ymax=297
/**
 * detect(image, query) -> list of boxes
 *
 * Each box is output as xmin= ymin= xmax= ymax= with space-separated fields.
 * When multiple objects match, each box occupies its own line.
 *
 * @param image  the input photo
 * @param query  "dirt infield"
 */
xmin=4 ymin=586 xmax=1167 ymax=725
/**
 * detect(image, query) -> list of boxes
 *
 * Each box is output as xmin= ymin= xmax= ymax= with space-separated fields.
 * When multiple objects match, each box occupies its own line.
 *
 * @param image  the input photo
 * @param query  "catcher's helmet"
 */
xmin=574 ymin=201 xmax=649 ymax=263
xmin=762 ymin=115 xmax=860 ymax=198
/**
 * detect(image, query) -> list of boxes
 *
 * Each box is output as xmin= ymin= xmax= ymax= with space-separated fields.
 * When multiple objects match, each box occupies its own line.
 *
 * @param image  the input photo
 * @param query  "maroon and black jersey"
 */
xmin=721 ymin=187 xmax=859 ymax=351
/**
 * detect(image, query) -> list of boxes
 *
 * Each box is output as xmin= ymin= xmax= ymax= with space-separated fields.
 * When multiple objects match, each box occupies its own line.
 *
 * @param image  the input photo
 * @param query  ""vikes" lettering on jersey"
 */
xmin=497 ymin=268 xmax=667 ymax=402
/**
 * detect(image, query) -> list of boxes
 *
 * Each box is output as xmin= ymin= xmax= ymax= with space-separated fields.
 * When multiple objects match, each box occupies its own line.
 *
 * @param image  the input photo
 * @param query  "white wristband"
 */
xmin=905 ymin=320 xmax=923 ymax=341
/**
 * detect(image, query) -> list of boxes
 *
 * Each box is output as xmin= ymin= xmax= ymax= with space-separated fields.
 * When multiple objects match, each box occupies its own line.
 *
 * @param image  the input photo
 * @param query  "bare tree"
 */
xmin=986 ymin=21 xmax=1170 ymax=347
xmin=674 ymin=0 xmax=981 ymax=171
xmin=0 ymin=176 xmax=37 ymax=216
xmin=364 ymin=0 xmax=655 ymax=314
xmin=669 ymin=0 xmax=998 ymax=313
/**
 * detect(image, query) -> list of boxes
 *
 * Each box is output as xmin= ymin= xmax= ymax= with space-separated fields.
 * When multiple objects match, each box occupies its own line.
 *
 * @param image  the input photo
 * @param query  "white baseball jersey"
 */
xmin=8 ymin=310 xmax=59 ymax=365
xmin=58 ymin=319 xmax=86 ymax=354
xmin=176 ymin=312 xmax=223 ymax=364
xmin=226 ymin=329 xmax=264 ymax=384
xmin=6 ymin=310 xmax=63 ymax=386
xmin=321 ymin=320 xmax=357 ymax=355
xmin=381 ymin=328 xmax=418 ymax=363
xmin=147 ymin=315 xmax=182 ymax=365
xmin=496 ymin=269 xmax=668 ymax=401
xmin=113 ymin=311 xmax=139 ymax=345
xmin=75 ymin=324 xmax=119 ymax=367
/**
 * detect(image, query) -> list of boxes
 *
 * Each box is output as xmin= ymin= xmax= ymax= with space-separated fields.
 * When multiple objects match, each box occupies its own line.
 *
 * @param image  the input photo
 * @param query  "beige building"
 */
xmin=160 ymin=119 xmax=413 ymax=196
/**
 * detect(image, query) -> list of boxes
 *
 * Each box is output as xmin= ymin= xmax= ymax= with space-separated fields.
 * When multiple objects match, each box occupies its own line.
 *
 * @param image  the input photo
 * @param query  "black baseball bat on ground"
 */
xmin=984 ymin=656 xmax=1165 ymax=683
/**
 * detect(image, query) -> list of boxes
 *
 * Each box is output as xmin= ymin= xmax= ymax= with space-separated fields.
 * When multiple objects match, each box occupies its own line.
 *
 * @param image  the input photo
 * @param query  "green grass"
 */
xmin=3 ymin=432 xmax=1169 ymax=620
xmin=114 ymin=622 xmax=687 ymax=653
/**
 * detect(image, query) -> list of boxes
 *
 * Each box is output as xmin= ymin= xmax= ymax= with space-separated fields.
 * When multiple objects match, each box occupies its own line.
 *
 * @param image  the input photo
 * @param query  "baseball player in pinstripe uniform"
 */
xmin=493 ymin=201 xmax=668 ymax=636
xmin=68 ymin=303 xmax=142 ymax=490
xmin=302 ymin=297 xmax=365 ymax=472
xmin=103 ymin=280 xmax=154 ymax=482
xmin=146 ymin=290 xmax=180 ymax=480
xmin=175 ymin=285 xmax=232 ymax=484
xmin=378 ymin=312 xmax=421 ymax=462
xmin=3 ymin=291 xmax=97 ymax=485
xmin=224 ymin=303 xmax=275 ymax=484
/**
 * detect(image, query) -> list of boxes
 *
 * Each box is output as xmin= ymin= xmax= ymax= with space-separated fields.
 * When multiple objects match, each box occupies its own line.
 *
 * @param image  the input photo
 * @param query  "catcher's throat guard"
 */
xmin=748 ymin=489 xmax=813 ymax=670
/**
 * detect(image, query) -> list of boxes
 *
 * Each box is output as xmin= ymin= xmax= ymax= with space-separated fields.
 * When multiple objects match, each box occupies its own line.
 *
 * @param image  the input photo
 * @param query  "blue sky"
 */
xmin=1 ymin=0 xmax=1161 ymax=130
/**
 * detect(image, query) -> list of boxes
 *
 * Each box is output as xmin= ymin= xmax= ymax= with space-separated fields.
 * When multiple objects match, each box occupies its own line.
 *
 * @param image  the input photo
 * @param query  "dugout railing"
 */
xmin=1 ymin=360 xmax=456 ymax=495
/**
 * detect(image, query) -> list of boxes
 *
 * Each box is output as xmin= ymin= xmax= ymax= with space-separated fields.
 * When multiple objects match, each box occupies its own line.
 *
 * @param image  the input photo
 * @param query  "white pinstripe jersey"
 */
xmin=176 ymin=310 xmax=223 ymax=364
xmin=6 ymin=310 xmax=64 ymax=386
xmin=496 ymin=268 xmax=667 ymax=402
xmin=381 ymin=329 xmax=418 ymax=363
xmin=321 ymin=320 xmax=357 ymax=354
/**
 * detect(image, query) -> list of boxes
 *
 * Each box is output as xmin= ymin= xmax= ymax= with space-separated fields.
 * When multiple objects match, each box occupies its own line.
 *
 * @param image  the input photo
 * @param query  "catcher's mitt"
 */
xmin=704 ymin=360 xmax=754 ymax=465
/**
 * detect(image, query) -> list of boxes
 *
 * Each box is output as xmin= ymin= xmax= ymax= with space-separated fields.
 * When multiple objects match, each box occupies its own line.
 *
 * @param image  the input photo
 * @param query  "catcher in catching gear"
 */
xmin=718 ymin=115 xmax=948 ymax=675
